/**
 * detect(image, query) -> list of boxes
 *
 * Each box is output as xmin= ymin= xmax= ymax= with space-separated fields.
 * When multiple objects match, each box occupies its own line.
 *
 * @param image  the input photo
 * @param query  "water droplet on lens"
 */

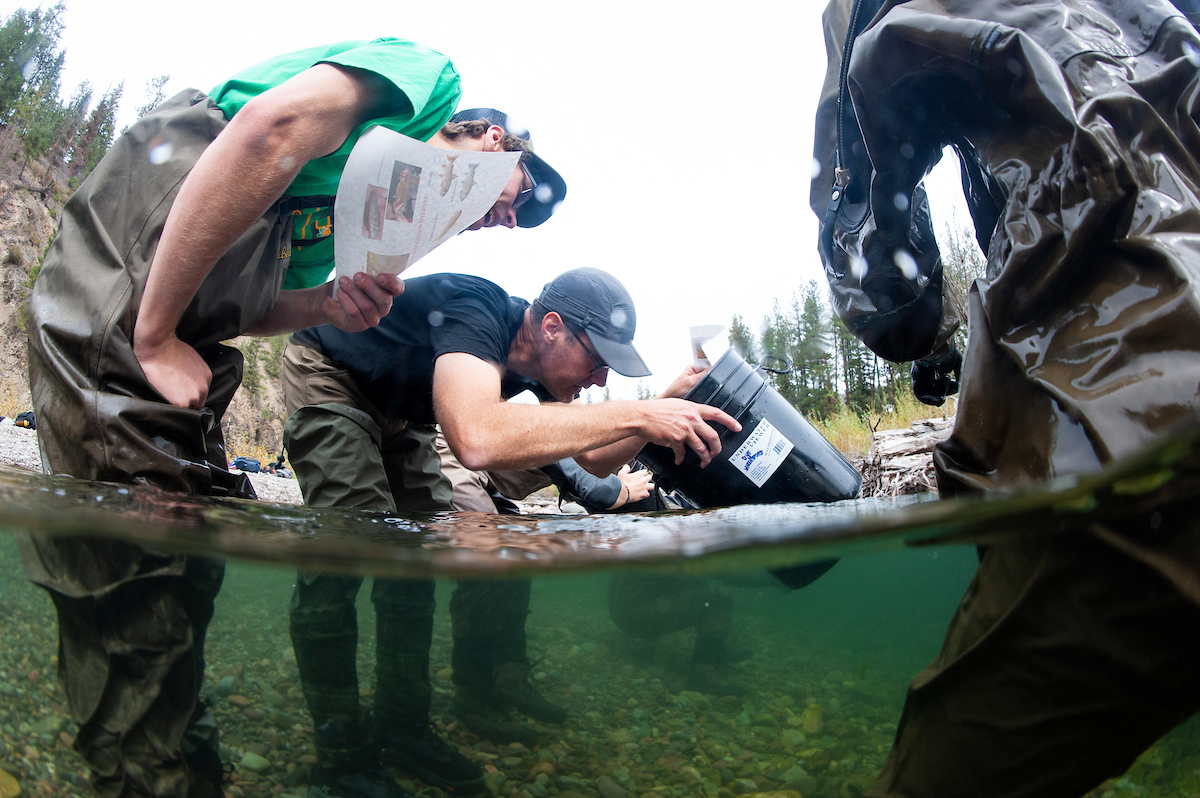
xmin=279 ymin=156 xmax=295 ymax=171
xmin=611 ymin=309 xmax=628 ymax=328
xmin=534 ymin=184 xmax=553 ymax=203
xmin=1186 ymin=40 xmax=1200 ymax=68
xmin=899 ymin=143 xmax=915 ymax=159
xmin=850 ymin=255 xmax=868 ymax=279
xmin=506 ymin=118 xmax=529 ymax=138
xmin=811 ymin=156 xmax=822 ymax=180
xmin=893 ymin=192 xmax=909 ymax=212
xmin=20 ymin=59 xmax=34 ymax=80
xmin=893 ymin=249 xmax=919 ymax=279
xmin=428 ymin=310 xmax=444 ymax=327
xmin=149 ymin=141 xmax=173 ymax=165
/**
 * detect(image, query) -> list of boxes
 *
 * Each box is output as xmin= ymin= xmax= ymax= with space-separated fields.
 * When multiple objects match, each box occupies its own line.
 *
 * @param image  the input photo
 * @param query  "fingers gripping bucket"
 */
xmin=636 ymin=349 xmax=862 ymax=508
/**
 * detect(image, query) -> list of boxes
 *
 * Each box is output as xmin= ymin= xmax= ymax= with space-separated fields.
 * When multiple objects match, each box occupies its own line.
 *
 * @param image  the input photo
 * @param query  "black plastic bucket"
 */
xmin=636 ymin=348 xmax=863 ymax=508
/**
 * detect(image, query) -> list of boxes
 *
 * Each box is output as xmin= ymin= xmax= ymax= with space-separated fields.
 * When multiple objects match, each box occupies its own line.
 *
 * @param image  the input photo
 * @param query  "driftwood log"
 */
xmin=861 ymin=416 xmax=954 ymax=497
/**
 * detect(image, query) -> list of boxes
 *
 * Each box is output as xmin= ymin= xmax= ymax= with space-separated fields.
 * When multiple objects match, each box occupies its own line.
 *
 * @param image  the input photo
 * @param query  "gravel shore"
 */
xmin=0 ymin=419 xmax=304 ymax=504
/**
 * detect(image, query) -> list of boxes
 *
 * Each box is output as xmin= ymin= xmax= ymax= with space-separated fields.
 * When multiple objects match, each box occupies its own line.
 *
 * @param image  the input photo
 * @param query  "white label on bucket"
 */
xmin=729 ymin=418 xmax=794 ymax=488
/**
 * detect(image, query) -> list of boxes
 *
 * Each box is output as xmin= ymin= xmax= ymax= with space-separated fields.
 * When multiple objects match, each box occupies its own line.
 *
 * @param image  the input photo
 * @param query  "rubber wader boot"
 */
xmin=686 ymin=664 xmax=746 ymax=697
xmin=308 ymin=764 xmax=413 ymax=798
xmin=183 ymin=700 xmax=226 ymax=798
xmin=379 ymin=721 xmax=485 ymax=794
xmin=492 ymin=662 xmax=567 ymax=724
xmin=450 ymin=685 xmax=538 ymax=748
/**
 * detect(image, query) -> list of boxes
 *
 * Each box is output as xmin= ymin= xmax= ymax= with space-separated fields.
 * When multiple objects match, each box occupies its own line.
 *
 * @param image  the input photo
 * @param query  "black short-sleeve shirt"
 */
xmin=291 ymin=273 xmax=551 ymax=422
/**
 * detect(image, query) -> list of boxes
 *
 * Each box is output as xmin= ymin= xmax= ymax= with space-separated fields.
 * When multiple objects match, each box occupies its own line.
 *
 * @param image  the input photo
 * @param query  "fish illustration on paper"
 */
xmin=434 ymin=209 xmax=462 ymax=241
xmin=459 ymin=163 xmax=479 ymax=201
xmin=361 ymin=184 xmax=387 ymax=241
xmin=439 ymin=154 xmax=460 ymax=197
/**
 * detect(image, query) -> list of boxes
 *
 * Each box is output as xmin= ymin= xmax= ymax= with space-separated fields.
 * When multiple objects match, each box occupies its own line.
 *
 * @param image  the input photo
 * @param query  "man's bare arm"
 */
xmin=575 ymin=362 xmax=710 ymax=475
xmin=434 ymin=354 xmax=739 ymax=473
xmin=244 ymin=272 xmax=405 ymax=337
xmin=135 ymin=64 xmax=403 ymax=410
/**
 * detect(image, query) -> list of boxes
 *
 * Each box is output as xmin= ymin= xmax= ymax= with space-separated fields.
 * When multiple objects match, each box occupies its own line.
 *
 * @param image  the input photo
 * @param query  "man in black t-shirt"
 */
xmin=281 ymin=268 xmax=739 ymax=794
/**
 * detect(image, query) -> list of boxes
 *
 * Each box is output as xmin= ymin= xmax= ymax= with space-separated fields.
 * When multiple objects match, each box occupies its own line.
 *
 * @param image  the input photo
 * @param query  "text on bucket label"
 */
xmin=729 ymin=418 xmax=794 ymax=488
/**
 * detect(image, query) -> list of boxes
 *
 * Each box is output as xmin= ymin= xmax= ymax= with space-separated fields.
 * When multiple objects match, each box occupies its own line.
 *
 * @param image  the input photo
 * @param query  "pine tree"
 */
xmin=70 ymin=82 xmax=122 ymax=183
xmin=728 ymin=313 xmax=757 ymax=363
xmin=0 ymin=2 xmax=66 ymax=121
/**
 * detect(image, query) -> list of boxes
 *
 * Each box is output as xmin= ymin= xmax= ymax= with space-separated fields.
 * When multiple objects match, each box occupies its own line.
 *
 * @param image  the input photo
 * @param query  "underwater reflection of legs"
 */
xmin=868 ymin=508 xmax=1200 ymax=798
xmin=607 ymin=573 xmax=745 ymax=696
xmin=448 ymin=578 xmax=562 ymax=746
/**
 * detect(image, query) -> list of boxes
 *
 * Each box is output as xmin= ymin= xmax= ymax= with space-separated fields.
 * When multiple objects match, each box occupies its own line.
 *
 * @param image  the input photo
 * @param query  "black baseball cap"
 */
xmin=537 ymin=268 xmax=651 ymax=378
xmin=448 ymin=107 xmax=567 ymax=228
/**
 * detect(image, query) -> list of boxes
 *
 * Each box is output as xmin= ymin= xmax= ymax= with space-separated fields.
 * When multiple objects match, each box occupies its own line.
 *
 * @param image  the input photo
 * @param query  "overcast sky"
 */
xmin=15 ymin=0 xmax=972 ymax=399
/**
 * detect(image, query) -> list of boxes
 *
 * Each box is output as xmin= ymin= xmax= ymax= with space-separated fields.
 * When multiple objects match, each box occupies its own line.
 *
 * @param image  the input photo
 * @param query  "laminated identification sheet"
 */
xmin=729 ymin=418 xmax=795 ymax=487
xmin=334 ymin=126 xmax=520 ymax=291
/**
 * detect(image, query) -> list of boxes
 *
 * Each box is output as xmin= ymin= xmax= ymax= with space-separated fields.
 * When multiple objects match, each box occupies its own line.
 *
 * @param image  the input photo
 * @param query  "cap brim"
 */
xmin=589 ymin=332 xmax=652 ymax=378
xmin=517 ymin=151 xmax=567 ymax=228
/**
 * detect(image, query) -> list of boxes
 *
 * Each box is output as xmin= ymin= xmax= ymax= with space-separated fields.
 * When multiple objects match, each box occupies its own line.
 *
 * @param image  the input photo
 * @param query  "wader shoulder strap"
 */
xmin=820 ymin=0 xmax=886 ymax=266
xmin=274 ymin=195 xmax=336 ymax=215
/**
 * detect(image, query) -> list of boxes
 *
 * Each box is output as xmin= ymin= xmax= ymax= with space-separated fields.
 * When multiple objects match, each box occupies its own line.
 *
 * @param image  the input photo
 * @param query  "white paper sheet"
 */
xmin=333 ymin=126 xmax=520 ymax=291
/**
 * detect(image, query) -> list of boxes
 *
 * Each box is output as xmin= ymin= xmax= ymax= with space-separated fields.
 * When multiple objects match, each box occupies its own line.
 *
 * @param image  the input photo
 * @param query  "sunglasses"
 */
xmin=513 ymin=162 xmax=536 ymax=211
xmin=571 ymin=325 xmax=609 ymax=376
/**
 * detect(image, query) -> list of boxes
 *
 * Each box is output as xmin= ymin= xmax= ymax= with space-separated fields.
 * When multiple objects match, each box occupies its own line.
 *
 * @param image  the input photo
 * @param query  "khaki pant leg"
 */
xmin=869 ymin=516 xmax=1200 ymax=798
xmin=435 ymin=429 xmax=497 ymax=512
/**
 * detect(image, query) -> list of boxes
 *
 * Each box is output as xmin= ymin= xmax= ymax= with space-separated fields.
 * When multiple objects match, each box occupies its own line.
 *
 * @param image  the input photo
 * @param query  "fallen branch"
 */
xmin=861 ymin=416 xmax=954 ymax=498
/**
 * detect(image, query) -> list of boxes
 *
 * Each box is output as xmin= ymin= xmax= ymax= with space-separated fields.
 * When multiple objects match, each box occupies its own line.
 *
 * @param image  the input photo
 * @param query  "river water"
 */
xmin=0 ymin=425 xmax=1198 ymax=797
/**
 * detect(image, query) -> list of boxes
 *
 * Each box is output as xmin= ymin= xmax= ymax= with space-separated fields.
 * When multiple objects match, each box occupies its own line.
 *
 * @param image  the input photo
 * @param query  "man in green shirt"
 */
xmin=22 ymin=39 xmax=565 ymax=798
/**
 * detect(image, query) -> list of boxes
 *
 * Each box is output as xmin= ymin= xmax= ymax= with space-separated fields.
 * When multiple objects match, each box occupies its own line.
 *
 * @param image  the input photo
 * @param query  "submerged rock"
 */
xmin=0 ymin=769 xmax=19 ymax=798
xmin=596 ymin=775 xmax=628 ymax=798
xmin=240 ymin=751 xmax=271 ymax=773
xmin=801 ymin=703 xmax=823 ymax=735
xmin=214 ymin=676 xmax=239 ymax=697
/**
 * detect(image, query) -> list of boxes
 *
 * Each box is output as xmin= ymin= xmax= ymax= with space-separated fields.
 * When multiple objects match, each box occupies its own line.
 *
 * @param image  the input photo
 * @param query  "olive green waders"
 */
xmin=21 ymin=90 xmax=292 ymax=796
xmin=281 ymin=342 xmax=451 ymax=768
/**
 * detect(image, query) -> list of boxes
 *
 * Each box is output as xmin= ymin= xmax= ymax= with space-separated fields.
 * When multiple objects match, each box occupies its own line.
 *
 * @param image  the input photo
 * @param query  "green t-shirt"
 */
xmin=210 ymin=38 xmax=461 ymax=289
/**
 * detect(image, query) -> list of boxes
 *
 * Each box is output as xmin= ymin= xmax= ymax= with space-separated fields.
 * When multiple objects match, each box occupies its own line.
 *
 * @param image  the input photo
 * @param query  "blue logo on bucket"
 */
xmin=741 ymin=449 xmax=764 ymax=470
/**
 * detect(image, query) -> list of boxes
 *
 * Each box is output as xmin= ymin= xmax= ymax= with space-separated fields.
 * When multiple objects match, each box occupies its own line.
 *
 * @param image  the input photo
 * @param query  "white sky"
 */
xmin=18 ymin=0 xmax=971 ymax=399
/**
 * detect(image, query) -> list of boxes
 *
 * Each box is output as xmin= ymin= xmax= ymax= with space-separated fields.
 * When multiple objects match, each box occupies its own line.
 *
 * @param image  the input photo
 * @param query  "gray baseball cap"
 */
xmin=448 ymin=107 xmax=566 ymax=228
xmin=537 ymin=268 xmax=651 ymax=378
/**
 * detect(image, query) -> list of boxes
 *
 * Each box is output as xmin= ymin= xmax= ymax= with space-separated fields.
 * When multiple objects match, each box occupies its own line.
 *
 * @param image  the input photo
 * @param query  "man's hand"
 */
xmin=659 ymin=363 xmax=708 ymax=399
xmin=911 ymin=345 xmax=962 ymax=407
xmin=608 ymin=464 xmax=654 ymax=509
xmin=324 ymin=272 xmax=404 ymax=332
xmin=134 ymin=333 xmax=213 ymax=409
xmin=640 ymin=399 xmax=741 ymax=467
